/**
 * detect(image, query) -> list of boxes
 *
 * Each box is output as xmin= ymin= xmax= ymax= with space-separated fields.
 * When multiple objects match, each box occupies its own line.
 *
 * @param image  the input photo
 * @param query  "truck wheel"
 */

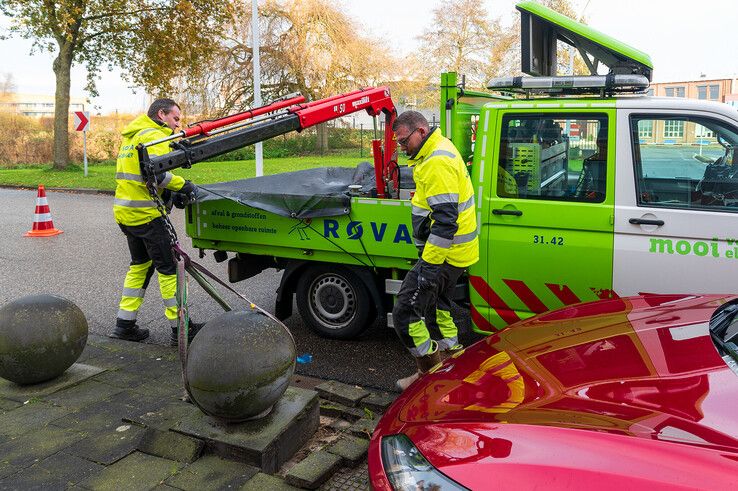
xmin=296 ymin=266 xmax=372 ymax=339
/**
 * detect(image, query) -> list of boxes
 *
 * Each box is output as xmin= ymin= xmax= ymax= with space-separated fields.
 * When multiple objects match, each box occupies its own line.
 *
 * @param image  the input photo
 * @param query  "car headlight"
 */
xmin=381 ymin=434 xmax=468 ymax=490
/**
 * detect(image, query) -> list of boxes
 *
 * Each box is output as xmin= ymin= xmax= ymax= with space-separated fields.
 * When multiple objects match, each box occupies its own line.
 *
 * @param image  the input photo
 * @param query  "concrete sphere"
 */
xmin=0 ymin=294 xmax=88 ymax=385
xmin=186 ymin=310 xmax=296 ymax=422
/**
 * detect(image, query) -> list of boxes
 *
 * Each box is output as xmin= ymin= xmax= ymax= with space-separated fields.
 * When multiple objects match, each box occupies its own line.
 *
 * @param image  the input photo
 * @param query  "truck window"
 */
xmin=497 ymin=114 xmax=608 ymax=203
xmin=630 ymin=115 xmax=738 ymax=212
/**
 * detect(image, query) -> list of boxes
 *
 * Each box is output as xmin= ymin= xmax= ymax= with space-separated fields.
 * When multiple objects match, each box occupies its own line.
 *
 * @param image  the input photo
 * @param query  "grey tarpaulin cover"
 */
xmin=196 ymin=163 xmax=376 ymax=219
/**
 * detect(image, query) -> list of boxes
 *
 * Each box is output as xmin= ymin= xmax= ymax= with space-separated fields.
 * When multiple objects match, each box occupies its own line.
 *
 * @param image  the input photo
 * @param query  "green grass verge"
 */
xmin=0 ymin=155 xmax=376 ymax=191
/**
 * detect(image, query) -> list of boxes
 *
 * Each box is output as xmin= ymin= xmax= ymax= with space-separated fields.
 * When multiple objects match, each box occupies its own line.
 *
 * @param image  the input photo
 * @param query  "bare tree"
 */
xmin=1 ymin=0 xmax=235 ymax=168
xmin=0 ymin=73 xmax=17 ymax=96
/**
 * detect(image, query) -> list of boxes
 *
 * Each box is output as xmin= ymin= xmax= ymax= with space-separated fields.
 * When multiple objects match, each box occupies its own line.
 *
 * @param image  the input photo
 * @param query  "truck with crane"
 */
xmin=142 ymin=1 xmax=738 ymax=339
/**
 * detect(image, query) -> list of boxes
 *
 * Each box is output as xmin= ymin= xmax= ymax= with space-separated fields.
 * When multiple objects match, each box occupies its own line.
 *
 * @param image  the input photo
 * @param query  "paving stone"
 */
xmin=238 ymin=472 xmax=301 ymax=491
xmin=326 ymin=435 xmax=370 ymax=465
xmin=77 ymin=344 xmax=106 ymax=362
xmin=0 ymin=461 xmax=20 ymax=480
xmin=0 ymin=401 xmax=74 ymax=438
xmin=360 ymin=392 xmax=396 ymax=413
xmin=0 ymin=466 xmax=68 ymax=490
xmin=164 ymin=454 xmax=258 ymax=490
xmin=319 ymin=400 xmax=366 ymax=422
xmin=91 ymin=369 xmax=149 ymax=389
xmin=49 ymin=390 xmax=167 ymax=433
xmin=285 ymin=449 xmax=342 ymax=489
xmin=123 ymin=400 xmax=195 ymax=431
xmin=315 ymin=381 xmax=370 ymax=407
xmin=174 ymin=386 xmax=319 ymax=474
xmin=138 ymin=428 xmax=203 ymax=463
xmin=0 ymin=363 xmax=105 ymax=402
xmin=0 ymin=398 xmax=22 ymax=411
xmin=43 ymin=380 xmax=123 ymax=409
xmin=66 ymin=424 xmax=145 ymax=465
xmin=87 ymin=334 xmax=174 ymax=360
xmin=348 ymin=417 xmax=380 ymax=439
xmin=2 ymin=451 xmax=105 ymax=489
xmin=0 ymin=425 xmax=86 ymax=469
xmin=76 ymin=451 xmax=183 ymax=491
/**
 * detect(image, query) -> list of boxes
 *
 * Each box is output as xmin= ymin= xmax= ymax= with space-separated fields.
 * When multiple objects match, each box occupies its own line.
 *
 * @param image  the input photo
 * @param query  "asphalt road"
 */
xmin=0 ymin=188 xmax=480 ymax=392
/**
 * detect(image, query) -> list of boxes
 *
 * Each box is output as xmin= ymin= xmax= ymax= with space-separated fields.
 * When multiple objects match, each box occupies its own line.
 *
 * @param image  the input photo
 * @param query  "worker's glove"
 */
xmin=174 ymin=180 xmax=199 ymax=208
xmin=172 ymin=192 xmax=190 ymax=209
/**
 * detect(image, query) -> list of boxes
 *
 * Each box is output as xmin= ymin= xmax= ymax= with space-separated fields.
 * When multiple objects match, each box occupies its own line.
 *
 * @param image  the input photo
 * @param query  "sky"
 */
xmin=2 ymin=0 xmax=737 ymax=114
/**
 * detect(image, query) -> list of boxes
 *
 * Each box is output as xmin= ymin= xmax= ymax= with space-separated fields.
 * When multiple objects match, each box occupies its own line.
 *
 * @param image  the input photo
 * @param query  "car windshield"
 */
xmin=709 ymin=300 xmax=738 ymax=375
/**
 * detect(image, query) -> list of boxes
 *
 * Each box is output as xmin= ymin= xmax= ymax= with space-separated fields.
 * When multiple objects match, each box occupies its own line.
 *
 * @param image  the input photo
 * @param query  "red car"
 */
xmin=369 ymin=294 xmax=738 ymax=490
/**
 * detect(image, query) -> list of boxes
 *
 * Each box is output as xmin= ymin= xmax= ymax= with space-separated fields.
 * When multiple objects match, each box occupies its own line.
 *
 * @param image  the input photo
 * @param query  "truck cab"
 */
xmin=462 ymin=1 xmax=738 ymax=331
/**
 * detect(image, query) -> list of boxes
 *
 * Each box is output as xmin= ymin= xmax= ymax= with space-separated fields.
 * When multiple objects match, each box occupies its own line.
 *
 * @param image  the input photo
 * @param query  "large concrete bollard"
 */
xmin=0 ymin=294 xmax=88 ymax=385
xmin=185 ymin=310 xmax=296 ymax=423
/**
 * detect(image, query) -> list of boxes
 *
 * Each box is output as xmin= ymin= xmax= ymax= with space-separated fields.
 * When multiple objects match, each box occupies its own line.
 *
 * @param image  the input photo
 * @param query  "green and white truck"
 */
xmin=169 ymin=1 xmax=738 ymax=339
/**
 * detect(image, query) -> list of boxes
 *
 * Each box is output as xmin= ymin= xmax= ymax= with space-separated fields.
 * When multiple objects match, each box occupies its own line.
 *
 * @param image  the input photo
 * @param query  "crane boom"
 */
xmin=139 ymin=87 xmax=398 ymax=197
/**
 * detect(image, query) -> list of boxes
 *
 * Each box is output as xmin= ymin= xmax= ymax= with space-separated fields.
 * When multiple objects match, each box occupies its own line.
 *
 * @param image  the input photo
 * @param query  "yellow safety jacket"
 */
xmin=113 ymin=115 xmax=188 ymax=226
xmin=408 ymin=128 xmax=479 ymax=268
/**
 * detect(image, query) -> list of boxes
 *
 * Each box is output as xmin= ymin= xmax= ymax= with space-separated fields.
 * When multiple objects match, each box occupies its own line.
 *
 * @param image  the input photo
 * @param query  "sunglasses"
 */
xmin=397 ymin=128 xmax=419 ymax=146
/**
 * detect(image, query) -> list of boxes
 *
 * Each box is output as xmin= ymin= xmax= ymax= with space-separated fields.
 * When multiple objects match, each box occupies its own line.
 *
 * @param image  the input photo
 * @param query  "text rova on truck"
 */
xmin=177 ymin=1 xmax=738 ymax=339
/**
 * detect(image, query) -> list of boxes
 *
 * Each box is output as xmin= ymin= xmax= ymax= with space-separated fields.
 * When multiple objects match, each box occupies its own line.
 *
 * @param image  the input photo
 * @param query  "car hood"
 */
xmin=394 ymin=294 xmax=738 ymax=453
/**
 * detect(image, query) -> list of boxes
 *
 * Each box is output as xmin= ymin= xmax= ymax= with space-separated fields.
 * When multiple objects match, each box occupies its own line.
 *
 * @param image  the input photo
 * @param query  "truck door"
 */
xmin=613 ymin=110 xmax=738 ymax=295
xmin=482 ymin=110 xmax=616 ymax=330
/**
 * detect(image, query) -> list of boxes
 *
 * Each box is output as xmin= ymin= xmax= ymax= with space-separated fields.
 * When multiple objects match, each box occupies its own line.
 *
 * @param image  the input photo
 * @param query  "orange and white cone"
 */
xmin=24 ymin=184 xmax=63 ymax=237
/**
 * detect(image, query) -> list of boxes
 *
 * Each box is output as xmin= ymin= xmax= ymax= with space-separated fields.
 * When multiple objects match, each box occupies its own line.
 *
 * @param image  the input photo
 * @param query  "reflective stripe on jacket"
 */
xmin=113 ymin=114 xmax=186 ymax=226
xmin=408 ymin=128 xmax=479 ymax=268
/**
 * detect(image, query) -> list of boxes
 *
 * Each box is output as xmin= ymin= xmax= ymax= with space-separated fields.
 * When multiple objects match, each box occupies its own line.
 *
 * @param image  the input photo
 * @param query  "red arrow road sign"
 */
xmin=73 ymin=111 xmax=90 ymax=132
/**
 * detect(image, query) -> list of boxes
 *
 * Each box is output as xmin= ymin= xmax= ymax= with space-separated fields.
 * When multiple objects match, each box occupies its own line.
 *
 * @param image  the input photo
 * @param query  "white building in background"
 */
xmin=0 ymin=93 xmax=89 ymax=117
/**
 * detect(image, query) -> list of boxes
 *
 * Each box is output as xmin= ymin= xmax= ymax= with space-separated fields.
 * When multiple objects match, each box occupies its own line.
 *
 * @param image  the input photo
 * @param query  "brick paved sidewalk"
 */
xmin=0 ymin=335 xmax=396 ymax=490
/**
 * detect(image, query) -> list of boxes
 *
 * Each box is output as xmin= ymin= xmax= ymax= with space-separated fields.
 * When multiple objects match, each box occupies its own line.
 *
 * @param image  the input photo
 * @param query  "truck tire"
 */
xmin=296 ymin=265 xmax=372 ymax=339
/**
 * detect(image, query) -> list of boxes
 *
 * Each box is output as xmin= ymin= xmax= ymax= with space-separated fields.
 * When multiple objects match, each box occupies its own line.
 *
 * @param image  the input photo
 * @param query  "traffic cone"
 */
xmin=24 ymin=185 xmax=63 ymax=237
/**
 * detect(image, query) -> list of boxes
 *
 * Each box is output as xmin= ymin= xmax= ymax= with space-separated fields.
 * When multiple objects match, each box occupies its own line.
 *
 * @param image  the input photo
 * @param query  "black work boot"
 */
xmin=110 ymin=319 xmax=149 ymax=342
xmin=170 ymin=321 xmax=205 ymax=347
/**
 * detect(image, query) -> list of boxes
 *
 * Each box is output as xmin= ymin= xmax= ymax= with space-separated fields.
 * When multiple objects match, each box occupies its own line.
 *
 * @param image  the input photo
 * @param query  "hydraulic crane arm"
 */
xmin=139 ymin=87 xmax=398 ymax=197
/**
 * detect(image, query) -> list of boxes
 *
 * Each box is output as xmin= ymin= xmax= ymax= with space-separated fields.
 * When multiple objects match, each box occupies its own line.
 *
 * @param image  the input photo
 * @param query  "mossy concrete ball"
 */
xmin=0 ymin=294 xmax=89 ymax=385
xmin=186 ymin=310 xmax=296 ymax=423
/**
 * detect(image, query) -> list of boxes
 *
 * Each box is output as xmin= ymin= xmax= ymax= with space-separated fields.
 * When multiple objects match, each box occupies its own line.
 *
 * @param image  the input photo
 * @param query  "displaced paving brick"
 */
xmin=316 ymin=381 xmax=370 ymax=407
xmin=285 ymin=449 xmax=342 ymax=489
xmin=348 ymin=417 xmax=380 ymax=439
xmin=77 ymin=451 xmax=183 ymax=491
xmin=66 ymin=424 xmax=145 ymax=465
xmin=165 ymin=454 xmax=258 ymax=490
xmin=319 ymin=399 xmax=366 ymax=422
xmin=361 ymin=391 xmax=396 ymax=413
xmin=138 ymin=428 xmax=203 ymax=463
xmin=239 ymin=472 xmax=301 ymax=490
xmin=327 ymin=435 xmax=370 ymax=464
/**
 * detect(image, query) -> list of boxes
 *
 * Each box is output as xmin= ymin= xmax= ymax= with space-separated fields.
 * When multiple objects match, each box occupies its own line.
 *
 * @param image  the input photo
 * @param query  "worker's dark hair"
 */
xmin=147 ymin=98 xmax=180 ymax=119
xmin=393 ymin=111 xmax=429 ymax=132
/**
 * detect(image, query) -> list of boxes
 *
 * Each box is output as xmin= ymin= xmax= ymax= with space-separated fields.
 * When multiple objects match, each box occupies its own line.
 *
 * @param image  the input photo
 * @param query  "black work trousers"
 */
xmin=392 ymin=261 xmax=465 ymax=357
